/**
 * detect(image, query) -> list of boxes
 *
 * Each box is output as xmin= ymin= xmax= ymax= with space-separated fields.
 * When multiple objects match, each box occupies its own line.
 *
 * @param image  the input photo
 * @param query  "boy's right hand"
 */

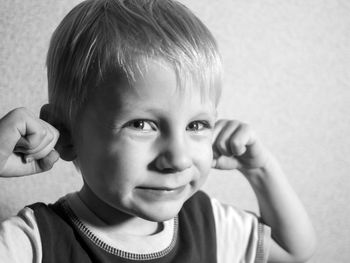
xmin=0 ymin=108 xmax=60 ymax=177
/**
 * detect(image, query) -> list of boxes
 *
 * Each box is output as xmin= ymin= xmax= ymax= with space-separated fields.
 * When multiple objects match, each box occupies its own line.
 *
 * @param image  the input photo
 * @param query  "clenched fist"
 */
xmin=0 ymin=107 xmax=60 ymax=177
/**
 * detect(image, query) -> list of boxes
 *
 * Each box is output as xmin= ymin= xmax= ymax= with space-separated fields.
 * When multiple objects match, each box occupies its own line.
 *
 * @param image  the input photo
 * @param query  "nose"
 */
xmin=155 ymin=133 xmax=192 ymax=172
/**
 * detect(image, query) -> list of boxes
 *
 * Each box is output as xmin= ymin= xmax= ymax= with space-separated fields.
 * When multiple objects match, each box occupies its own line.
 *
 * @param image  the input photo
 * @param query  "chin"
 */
xmin=134 ymin=200 xmax=186 ymax=222
xmin=128 ymin=185 xmax=200 ymax=222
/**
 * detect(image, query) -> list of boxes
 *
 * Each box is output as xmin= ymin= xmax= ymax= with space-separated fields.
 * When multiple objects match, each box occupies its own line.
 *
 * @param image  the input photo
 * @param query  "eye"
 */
xmin=126 ymin=120 xmax=156 ymax=131
xmin=186 ymin=121 xmax=211 ymax=132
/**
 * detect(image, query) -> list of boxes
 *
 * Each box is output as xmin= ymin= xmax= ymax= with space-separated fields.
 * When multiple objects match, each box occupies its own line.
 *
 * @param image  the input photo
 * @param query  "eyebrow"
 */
xmin=139 ymin=108 xmax=216 ymax=121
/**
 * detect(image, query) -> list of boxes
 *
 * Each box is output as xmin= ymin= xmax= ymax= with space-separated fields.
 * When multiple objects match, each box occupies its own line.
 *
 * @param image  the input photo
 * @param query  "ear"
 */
xmin=40 ymin=104 xmax=77 ymax=161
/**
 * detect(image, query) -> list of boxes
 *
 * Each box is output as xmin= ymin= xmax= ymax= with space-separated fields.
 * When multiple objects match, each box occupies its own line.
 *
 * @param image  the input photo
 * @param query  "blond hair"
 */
xmin=47 ymin=0 xmax=222 ymax=128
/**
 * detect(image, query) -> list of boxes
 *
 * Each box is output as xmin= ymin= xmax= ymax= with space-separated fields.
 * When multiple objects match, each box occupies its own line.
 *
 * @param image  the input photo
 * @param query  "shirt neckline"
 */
xmin=58 ymin=193 xmax=178 ymax=260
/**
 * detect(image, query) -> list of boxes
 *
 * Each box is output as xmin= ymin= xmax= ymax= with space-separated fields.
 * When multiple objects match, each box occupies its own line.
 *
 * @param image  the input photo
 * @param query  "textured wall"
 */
xmin=1 ymin=1 xmax=349 ymax=262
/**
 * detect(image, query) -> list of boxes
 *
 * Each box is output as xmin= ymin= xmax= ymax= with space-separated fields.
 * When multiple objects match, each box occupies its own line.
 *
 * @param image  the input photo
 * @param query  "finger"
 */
xmin=22 ymin=120 xmax=52 ymax=152
xmin=15 ymin=120 xmax=59 ymax=155
xmin=24 ymin=124 xmax=59 ymax=161
xmin=212 ymin=120 xmax=227 ymax=158
xmin=0 ymin=108 xmax=46 ymax=155
xmin=37 ymin=150 xmax=60 ymax=172
xmin=14 ymin=123 xmax=50 ymax=154
xmin=212 ymin=119 xmax=230 ymax=157
xmin=212 ymin=155 xmax=240 ymax=170
xmin=228 ymin=123 xmax=256 ymax=156
xmin=213 ymin=120 xmax=240 ymax=156
xmin=17 ymin=109 xmax=49 ymax=150
xmin=212 ymin=119 xmax=226 ymax=141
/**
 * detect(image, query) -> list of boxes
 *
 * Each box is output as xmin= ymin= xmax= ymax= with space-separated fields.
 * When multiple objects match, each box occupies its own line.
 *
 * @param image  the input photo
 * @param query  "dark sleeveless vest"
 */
xmin=28 ymin=191 xmax=217 ymax=263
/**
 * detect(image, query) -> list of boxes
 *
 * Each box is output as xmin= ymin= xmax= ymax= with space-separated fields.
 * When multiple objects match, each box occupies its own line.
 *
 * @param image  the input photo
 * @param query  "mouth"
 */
xmin=135 ymin=185 xmax=188 ymax=199
xmin=137 ymin=185 xmax=184 ymax=191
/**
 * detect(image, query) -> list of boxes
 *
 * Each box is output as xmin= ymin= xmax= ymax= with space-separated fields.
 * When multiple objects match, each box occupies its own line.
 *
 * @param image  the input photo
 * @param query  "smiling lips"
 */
xmin=137 ymin=185 xmax=186 ymax=192
xmin=136 ymin=184 xmax=188 ymax=199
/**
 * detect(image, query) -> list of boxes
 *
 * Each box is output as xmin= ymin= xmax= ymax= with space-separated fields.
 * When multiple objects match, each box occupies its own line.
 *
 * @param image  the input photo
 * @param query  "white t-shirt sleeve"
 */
xmin=0 ymin=207 xmax=42 ymax=263
xmin=211 ymin=198 xmax=271 ymax=263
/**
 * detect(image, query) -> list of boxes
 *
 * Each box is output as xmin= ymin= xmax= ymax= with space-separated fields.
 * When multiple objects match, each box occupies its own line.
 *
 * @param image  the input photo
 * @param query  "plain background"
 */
xmin=0 ymin=0 xmax=349 ymax=262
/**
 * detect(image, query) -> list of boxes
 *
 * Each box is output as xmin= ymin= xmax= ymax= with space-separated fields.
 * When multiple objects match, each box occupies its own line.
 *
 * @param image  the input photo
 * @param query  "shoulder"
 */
xmin=183 ymin=191 xmax=262 ymax=227
xmin=181 ymin=191 xmax=271 ymax=262
xmin=0 ymin=206 xmax=42 ymax=263
xmin=28 ymin=201 xmax=64 ymax=223
xmin=28 ymin=199 xmax=80 ymax=247
xmin=210 ymin=197 xmax=271 ymax=263
xmin=210 ymin=197 xmax=261 ymax=229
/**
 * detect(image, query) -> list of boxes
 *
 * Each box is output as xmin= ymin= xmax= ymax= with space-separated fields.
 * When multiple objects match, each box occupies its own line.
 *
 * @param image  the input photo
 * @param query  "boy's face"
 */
xmin=74 ymin=60 xmax=216 ymax=222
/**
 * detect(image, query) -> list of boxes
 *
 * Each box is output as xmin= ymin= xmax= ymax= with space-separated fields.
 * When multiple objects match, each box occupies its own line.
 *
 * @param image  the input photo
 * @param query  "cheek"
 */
xmin=80 ymin=141 xmax=149 ymax=199
xmin=110 ymin=135 xmax=154 ymax=162
xmin=100 ymin=137 xmax=154 ymax=180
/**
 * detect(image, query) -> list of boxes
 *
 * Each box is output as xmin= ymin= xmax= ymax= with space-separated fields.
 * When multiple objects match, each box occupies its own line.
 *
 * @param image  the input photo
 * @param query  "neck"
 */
xmin=78 ymin=185 xmax=161 ymax=236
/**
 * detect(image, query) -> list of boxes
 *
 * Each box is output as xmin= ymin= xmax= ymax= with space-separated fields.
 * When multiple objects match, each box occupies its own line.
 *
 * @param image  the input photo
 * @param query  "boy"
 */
xmin=0 ymin=0 xmax=316 ymax=262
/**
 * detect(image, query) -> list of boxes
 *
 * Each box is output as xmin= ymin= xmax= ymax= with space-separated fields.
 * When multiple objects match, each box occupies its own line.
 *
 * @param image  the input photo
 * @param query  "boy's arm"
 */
xmin=0 ymin=107 xmax=59 ymax=177
xmin=212 ymin=120 xmax=316 ymax=263
xmin=243 ymin=155 xmax=316 ymax=262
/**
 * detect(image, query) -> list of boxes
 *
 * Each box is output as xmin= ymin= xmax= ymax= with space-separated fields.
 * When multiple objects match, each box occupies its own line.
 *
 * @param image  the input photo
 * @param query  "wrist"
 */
xmin=240 ymin=153 xmax=286 ymax=188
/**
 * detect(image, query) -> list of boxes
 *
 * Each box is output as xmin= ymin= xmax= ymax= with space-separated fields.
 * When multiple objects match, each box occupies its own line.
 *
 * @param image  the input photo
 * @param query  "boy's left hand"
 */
xmin=212 ymin=119 xmax=270 ymax=172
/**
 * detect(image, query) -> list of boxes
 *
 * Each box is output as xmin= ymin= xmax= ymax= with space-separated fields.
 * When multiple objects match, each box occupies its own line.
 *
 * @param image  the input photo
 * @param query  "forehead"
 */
xmin=91 ymin=59 xmax=217 ymax=112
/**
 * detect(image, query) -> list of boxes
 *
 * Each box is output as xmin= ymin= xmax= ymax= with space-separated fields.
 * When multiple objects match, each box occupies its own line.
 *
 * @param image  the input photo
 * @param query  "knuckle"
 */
xmin=230 ymin=134 xmax=241 ymax=146
xmin=240 ymin=122 xmax=252 ymax=133
xmin=52 ymin=126 xmax=60 ymax=139
xmin=12 ymin=107 xmax=27 ymax=115
xmin=218 ymin=118 xmax=235 ymax=127
xmin=214 ymin=119 xmax=226 ymax=129
xmin=11 ymin=107 xmax=32 ymax=119
xmin=38 ymin=128 xmax=47 ymax=138
xmin=230 ymin=138 xmax=241 ymax=150
xmin=225 ymin=120 xmax=240 ymax=131
xmin=7 ymin=107 xmax=26 ymax=122
xmin=216 ymin=119 xmax=228 ymax=125
xmin=228 ymin=119 xmax=239 ymax=125
xmin=46 ymin=127 xmax=54 ymax=140
xmin=228 ymin=119 xmax=240 ymax=126
xmin=46 ymin=123 xmax=59 ymax=138
xmin=239 ymin=122 xmax=250 ymax=130
xmin=230 ymin=139 xmax=244 ymax=153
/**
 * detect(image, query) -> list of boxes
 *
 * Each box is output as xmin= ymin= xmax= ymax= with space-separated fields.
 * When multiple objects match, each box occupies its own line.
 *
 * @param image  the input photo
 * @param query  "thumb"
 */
xmin=37 ymin=150 xmax=60 ymax=172
xmin=212 ymin=155 xmax=240 ymax=170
